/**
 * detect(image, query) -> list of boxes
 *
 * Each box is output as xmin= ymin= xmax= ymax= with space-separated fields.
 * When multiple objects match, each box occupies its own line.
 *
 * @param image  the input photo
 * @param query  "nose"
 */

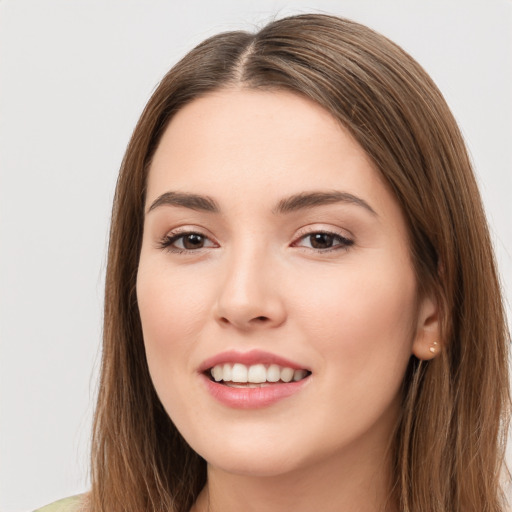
xmin=213 ymin=246 xmax=286 ymax=331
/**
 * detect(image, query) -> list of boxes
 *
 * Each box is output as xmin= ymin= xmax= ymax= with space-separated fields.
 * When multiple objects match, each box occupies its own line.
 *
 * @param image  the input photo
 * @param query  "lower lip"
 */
xmin=201 ymin=374 xmax=310 ymax=409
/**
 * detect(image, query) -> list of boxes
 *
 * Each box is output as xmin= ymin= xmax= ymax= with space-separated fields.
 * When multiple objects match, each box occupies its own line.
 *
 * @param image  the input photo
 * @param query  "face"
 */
xmin=137 ymin=89 xmax=436 ymax=477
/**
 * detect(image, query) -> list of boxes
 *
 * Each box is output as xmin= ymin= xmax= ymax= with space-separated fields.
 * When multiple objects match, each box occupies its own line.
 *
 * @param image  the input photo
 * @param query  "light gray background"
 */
xmin=1 ymin=1 xmax=511 ymax=511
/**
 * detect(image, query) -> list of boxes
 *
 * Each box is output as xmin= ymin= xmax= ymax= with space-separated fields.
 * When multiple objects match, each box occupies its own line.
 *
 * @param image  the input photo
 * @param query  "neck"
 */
xmin=191 ymin=439 xmax=397 ymax=512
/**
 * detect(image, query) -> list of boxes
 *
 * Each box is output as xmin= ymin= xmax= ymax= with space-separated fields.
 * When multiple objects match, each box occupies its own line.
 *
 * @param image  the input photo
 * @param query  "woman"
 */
xmin=37 ymin=13 xmax=510 ymax=512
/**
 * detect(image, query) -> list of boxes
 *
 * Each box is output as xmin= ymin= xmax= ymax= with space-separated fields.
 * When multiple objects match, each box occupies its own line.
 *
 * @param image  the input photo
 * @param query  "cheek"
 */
xmin=136 ymin=261 xmax=212 ymax=428
xmin=136 ymin=260 xmax=208 ymax=396
xmin=293 ymin=253 xmax=417 ymax=383
xmin=283 ymin=256 xmax=417 ymax=447
xmin=137 ymin=261 xmax=208 ymax=344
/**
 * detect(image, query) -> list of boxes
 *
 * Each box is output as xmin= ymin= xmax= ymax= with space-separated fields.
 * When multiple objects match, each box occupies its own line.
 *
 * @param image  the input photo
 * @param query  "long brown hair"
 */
xmin=88 ymin=13 xmax=510 ymax=512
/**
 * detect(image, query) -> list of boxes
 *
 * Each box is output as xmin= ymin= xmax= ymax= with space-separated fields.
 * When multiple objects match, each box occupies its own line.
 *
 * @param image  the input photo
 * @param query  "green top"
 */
xmin=34 ymin=495 xmax=83 ymax=512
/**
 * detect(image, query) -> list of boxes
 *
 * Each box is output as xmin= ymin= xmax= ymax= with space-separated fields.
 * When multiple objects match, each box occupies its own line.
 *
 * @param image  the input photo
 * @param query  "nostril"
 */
xmin=255 ymin=316 xmax=269 ymax=322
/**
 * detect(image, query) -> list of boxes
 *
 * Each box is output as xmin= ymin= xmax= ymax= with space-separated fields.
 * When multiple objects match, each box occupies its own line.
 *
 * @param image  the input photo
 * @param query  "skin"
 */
xmin=136 ymin=89 xmax=439 ymax=512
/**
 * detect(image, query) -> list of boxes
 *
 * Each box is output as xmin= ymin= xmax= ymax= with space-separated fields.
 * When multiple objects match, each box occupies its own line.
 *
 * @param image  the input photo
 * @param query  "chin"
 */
xmin=184 ymin=427 xmax=310 ymax=477
xmin=204 ymin=451 xmax=305 ymax=478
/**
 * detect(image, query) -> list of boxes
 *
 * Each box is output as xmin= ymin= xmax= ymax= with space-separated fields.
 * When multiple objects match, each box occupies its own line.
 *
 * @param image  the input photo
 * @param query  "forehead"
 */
xmin=146 ymin=88 xmax=392 ymax=217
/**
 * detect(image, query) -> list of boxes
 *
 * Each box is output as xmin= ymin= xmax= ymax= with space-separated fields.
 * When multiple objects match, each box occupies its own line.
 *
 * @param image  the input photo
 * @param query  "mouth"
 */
xmin=206 ymin=363 xmax=312 ymax=388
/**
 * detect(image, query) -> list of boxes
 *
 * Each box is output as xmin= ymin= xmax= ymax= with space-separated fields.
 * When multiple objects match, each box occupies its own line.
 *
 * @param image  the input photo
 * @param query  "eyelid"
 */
xmin=293 ymin=224 xmax=354 ymax=240
xmin=163 ymin=224 xmax=217 ymax=239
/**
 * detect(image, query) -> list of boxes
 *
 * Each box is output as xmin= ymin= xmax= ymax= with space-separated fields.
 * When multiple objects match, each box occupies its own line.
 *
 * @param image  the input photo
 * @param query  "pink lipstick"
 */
xmin=199 ymin=349 xmax=311 ymax=409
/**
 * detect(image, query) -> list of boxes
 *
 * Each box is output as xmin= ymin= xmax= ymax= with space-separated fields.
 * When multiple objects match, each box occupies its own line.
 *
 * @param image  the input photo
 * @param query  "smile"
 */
xmin=209 ymin=363 xmax=310 ymax=386
xmin=199 ymin=349 xmax=312 ymax=408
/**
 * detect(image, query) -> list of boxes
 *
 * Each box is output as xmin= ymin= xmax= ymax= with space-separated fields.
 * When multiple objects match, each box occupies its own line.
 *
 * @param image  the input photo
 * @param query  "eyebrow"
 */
xmin=273 ymin=191 xmax=377 ymax=216
xmin=147 ymin=190 xmax=377 ymax=216
xmin=147 ymin=191 xmax=220 ymax=214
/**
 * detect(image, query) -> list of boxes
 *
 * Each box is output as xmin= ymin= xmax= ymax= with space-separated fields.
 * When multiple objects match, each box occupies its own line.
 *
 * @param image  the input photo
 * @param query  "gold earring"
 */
xmin=429 ymin=341 xmax=439 ymax=354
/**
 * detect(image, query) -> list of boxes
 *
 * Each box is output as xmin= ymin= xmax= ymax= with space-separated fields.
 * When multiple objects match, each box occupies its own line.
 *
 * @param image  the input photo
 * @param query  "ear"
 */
xmin=412 ymin=294 xmax=441 ymax=360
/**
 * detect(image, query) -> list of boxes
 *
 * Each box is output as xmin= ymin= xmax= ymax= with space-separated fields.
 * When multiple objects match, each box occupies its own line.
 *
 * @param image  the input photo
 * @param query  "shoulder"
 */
xmin=33 ymin=494 xmax=84 ymax=512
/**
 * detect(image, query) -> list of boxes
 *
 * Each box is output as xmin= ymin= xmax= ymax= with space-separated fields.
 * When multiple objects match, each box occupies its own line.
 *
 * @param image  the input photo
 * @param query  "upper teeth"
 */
xmin=210 ymin=363 xmax=308 ymax=384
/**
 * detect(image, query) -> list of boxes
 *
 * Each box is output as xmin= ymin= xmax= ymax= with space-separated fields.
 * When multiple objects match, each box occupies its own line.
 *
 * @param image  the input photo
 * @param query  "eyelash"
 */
xmin=157 ymin=231 xmax=217 ymax=254
xmin=292 ymin=230 xmax=354 ymax=253
xmin=157 ymin=229 xmax=354 ymax=254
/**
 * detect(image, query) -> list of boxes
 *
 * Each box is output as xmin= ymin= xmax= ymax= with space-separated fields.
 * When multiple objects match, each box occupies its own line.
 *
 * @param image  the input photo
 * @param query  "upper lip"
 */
xmin=199 ymin=349 xmax=310 ymax=373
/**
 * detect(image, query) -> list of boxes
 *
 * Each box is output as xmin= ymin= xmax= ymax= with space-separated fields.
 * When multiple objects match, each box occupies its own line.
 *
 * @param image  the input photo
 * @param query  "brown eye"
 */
xmin=309 ymin=233 xmax=335 ymax=249
xmin=182 ymin=233 xmax=205 ymax=249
